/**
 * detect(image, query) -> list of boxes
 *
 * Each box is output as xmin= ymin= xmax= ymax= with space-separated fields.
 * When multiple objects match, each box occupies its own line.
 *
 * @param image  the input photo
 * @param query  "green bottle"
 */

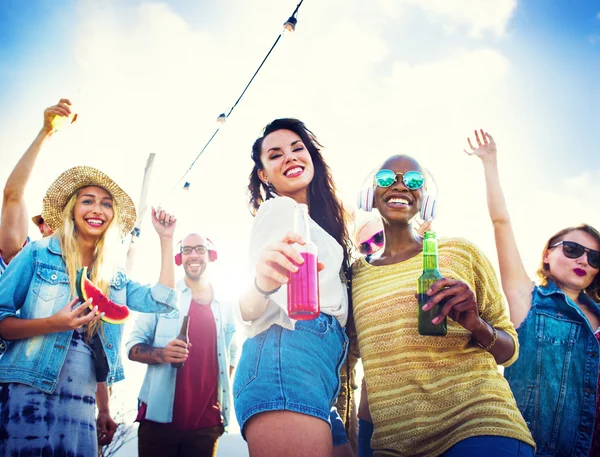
xmin=417 ymin=231 xmax=447 ymax=336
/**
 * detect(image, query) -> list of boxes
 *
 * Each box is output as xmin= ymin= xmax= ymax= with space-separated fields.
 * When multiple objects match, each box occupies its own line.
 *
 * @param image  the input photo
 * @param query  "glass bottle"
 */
xmin=417 ymin=231 xmax=447 ymax=336
xmin=287 ymin=203 xmax=320 ymax=320
xmin=171 ymin=315 xmax=190 ymax=369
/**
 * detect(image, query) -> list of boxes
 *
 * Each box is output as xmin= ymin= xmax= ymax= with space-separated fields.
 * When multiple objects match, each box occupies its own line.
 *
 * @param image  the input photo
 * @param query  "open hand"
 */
xmin=464 ymin=129 xmax=496 ymax=162
xmin=421 ymin=278 xmax=482 ymax=332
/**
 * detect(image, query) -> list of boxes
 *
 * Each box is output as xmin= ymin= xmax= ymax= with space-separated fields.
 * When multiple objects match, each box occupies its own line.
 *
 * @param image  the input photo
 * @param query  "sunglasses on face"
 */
xmin=374 ymin=169 xmax=425 ymax=190
xmin=181 ymin=245 xmax=208 ymax=255
xmin=359 ymin=230 xmax=384 ymax=255
xmin=551 ymin=240 xmax=600 ymax=269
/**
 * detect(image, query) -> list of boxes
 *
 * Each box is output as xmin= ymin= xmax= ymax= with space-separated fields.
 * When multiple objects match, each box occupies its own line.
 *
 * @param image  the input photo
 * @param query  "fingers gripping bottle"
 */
xmin=287 ymin=204 xmax=320 ymax=320
xmin=417 ymin=231 xmax=447 ymax=336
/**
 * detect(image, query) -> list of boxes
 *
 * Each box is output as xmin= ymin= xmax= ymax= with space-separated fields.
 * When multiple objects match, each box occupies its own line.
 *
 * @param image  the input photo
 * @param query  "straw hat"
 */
xmin=42 ymin=166 xmax=136 ymax=237
xmin=31 ymin=214 xmax=44 ymax=226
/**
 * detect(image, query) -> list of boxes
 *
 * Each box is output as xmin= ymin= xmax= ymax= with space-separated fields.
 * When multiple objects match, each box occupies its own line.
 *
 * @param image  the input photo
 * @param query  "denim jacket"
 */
xmin=125 ymin=279 xmax=238 ymax=429
xmin=0 ymin=237 xmax=179 ymax=392
xmin=504 ymin=280 xmax=600 ymax=457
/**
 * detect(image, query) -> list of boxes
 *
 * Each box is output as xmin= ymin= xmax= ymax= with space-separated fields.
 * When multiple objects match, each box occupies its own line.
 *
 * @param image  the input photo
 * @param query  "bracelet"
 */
xmin=254 ymin=277 xmax=281 ymax=299
xmin=476 ymin=321 xmax=498 ymax=352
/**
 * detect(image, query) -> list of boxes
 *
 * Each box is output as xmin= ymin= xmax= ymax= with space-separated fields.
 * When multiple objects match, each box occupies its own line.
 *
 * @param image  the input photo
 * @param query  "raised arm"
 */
xmin=465 ymin=130 xmax=533 ymax=327
xmin=0 ymin=99 xmax=72 ymax=263
xmin=151 ymin=207 xmax=176 ymax=289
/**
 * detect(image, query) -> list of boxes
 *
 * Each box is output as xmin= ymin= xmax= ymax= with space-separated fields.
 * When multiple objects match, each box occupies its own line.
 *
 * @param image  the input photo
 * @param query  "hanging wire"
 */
xmin=161 ymin=0 xmax=305 ymax=202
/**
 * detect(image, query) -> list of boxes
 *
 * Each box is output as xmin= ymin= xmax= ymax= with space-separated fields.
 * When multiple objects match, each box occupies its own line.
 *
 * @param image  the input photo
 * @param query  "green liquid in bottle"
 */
xmin=417 ymin=231 xmax=447 ymax=336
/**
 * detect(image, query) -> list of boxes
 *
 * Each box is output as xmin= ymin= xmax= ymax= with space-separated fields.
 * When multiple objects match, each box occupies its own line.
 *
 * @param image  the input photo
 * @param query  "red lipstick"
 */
xmin=573 ymin=268 xmax=586 ymax=277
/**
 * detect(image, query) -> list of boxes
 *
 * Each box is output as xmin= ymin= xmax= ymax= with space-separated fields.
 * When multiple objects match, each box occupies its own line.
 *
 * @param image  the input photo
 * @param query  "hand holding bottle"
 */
xmin=421 ymin=278 xmax=481 ymax=332
xmin=255 ymin=232 xmax=313 ymax=292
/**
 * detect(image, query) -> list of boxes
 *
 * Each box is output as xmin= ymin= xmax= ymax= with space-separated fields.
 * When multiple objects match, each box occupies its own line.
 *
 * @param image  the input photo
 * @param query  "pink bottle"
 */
xmin=287 ymin=203 xmax=320 ymax=320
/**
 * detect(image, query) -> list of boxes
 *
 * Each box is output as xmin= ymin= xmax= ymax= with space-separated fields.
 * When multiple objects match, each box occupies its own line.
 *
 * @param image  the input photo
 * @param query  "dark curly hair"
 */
xmin=537 ymin=223 xmax=600 ymax=302
xmin=248 ymin=118 xmax=351 ymax=272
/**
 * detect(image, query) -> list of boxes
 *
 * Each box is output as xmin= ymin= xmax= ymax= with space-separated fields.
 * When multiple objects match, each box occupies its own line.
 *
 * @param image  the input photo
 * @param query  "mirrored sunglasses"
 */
xmin=375 ymin=169 xmax=424 ymax=190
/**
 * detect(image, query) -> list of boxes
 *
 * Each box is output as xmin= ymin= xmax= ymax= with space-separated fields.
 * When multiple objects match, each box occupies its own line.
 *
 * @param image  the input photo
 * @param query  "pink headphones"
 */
xmin=174 ymin=237 xmax=218 ymax=265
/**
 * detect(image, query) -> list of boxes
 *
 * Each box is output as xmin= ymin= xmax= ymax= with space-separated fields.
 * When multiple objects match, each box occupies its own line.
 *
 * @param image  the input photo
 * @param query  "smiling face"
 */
xmin=257 ymin=129 xmax=315 ymax=204
xmin=181 ymin=233 xmax=209 ymax=281
xmin=544 ymin=229 xmax=600 ymax=292
xmin=73 ymin=186 xmax=114 ymax=240
xmin=373 ymin=155 xmax=424 ymax=224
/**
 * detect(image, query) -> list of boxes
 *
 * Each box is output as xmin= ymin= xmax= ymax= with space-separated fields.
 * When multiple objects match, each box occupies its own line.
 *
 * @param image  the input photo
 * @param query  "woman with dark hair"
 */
xmin=235 ymin=119 xmax=352 ymax=457
xmin=466 ymin=129 xmax=600 ymax=456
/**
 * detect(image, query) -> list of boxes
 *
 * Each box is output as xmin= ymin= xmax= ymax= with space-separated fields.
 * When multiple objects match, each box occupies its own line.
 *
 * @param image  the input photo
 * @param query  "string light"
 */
xmin=161 ymin=0 xmax=305 ymax=199
xmin=283 ymin=16 xmax=297 ymax=33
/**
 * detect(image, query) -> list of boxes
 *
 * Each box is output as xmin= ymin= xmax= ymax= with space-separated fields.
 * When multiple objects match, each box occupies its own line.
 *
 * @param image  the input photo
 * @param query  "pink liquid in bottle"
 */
xmin=287 ymin=249 xmax=320 ymax=320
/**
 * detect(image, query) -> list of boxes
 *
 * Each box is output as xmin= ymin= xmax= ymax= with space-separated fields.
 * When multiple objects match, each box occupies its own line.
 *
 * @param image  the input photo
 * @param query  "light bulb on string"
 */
xmin=283 ymin=16 xmax=297 ymax=33
xmin=216 ymin=113 xmax=227 ymax=124
xmin=183 ymin=181 xmax=191 ymax=191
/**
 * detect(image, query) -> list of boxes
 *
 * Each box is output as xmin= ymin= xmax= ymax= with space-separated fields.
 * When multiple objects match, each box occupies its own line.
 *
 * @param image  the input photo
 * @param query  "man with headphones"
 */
xmin=127 ymin=233 xmax=238 ymax=457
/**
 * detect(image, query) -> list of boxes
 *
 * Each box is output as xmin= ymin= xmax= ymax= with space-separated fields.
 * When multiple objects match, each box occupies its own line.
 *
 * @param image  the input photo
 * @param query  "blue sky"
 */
xmin=1 ymin=0 xmax=598 ymax=447
xmin=1 ymin=0 xmax=598 ymax=276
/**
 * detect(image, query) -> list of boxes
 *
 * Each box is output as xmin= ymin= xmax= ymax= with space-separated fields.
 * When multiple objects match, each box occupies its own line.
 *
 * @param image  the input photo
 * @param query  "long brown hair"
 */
xmin=248 ymin=118 xmax=351 ymax=272
xmin=537 ymin=224 xmax=600 ymax=302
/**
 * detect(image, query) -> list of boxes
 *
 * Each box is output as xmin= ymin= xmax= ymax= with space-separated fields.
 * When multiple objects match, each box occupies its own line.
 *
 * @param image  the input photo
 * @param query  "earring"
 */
xmin=264 ymin=178 xmax=276 ymax=197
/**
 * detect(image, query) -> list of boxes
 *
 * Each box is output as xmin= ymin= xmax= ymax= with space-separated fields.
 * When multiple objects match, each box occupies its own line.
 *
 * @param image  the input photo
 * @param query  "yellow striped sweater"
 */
xmin=352 ymin=237 xmax=535 ymax=456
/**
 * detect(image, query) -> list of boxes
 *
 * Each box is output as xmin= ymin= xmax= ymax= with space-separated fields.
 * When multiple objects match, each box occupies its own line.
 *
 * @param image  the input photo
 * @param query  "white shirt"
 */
xmin=239 ymin=196 xmax=348 ymax=337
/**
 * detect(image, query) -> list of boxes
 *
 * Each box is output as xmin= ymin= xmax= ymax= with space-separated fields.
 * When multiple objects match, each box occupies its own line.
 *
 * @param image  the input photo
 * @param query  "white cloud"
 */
xmin=375 ymin=0 xmax=517 ymax=37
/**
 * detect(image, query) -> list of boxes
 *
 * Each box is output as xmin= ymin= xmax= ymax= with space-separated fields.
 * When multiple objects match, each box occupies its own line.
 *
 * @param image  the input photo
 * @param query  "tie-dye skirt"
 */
xmin=0 ymin=329 xmax=98 ymax=457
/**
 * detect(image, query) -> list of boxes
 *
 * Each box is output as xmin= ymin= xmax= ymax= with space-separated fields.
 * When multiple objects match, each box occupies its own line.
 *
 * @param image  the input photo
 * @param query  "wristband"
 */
xmin=254 ymin=277 xmax=281 ymax=299
xmin=476 ymin=321 xmax=498 ymax=352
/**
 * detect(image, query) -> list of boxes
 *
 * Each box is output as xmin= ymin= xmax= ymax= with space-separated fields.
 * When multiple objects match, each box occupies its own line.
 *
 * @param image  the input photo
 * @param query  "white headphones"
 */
xmin=356 ymin=169 xmax=438 ymax=221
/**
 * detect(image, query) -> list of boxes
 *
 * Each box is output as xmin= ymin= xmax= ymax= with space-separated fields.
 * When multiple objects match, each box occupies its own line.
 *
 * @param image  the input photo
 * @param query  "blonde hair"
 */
xmin=55 ymin=188 xmax=121 ymax=339
xmin=537 ymin=224 xmax=600 ymax=303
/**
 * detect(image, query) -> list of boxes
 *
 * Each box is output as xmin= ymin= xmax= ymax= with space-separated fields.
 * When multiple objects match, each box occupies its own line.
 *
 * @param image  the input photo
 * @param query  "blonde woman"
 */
xmin=0 ymin=166 xmax=179 ymax=456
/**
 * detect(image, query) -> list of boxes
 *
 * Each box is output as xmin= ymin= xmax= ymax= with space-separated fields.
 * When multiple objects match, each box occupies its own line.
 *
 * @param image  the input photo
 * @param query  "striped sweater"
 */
xmin=352 ymin=237 xmax=535 ymax=456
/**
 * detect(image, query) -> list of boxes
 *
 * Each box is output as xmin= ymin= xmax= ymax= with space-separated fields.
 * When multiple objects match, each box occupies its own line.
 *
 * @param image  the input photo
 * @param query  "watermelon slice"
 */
xmin=76 ymin=267 xmax=130 ymax=324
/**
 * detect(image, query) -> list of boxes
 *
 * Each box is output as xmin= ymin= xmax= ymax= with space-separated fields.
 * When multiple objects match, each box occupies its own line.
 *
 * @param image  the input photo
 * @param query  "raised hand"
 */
xmin=464 ymin=129 xmax=496 ymax=162
xmin=43 ymin=98 xmax=76 ymax=134
xmin=151 ymin=206 xmax=177 ymax=238
xmin=49 ymin=296 xmax=102 ymax=332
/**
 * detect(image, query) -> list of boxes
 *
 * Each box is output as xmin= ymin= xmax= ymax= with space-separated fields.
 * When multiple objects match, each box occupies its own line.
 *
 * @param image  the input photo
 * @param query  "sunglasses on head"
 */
xmin=359 ymin=230 xmax=384 ymax=255
xmin=551 ymin=240 xmax=600 ymax=269
xmin=375 ymin=169 xmax=424 ymax=190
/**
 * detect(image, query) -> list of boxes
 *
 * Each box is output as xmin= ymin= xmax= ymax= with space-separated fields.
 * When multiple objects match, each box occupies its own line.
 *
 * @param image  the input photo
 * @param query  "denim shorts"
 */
xmin=233 ymin=313 xmax=348 ymax=439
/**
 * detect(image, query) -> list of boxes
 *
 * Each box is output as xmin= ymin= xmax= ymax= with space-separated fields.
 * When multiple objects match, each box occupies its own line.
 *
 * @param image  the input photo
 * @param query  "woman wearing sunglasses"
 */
xmin=466 ymin=130 xmax=600 ymax=456
xmin=235 ymin=119 xmax=353 ymax=457
xmin=352 ymin=155 xmax=535 ymax=457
